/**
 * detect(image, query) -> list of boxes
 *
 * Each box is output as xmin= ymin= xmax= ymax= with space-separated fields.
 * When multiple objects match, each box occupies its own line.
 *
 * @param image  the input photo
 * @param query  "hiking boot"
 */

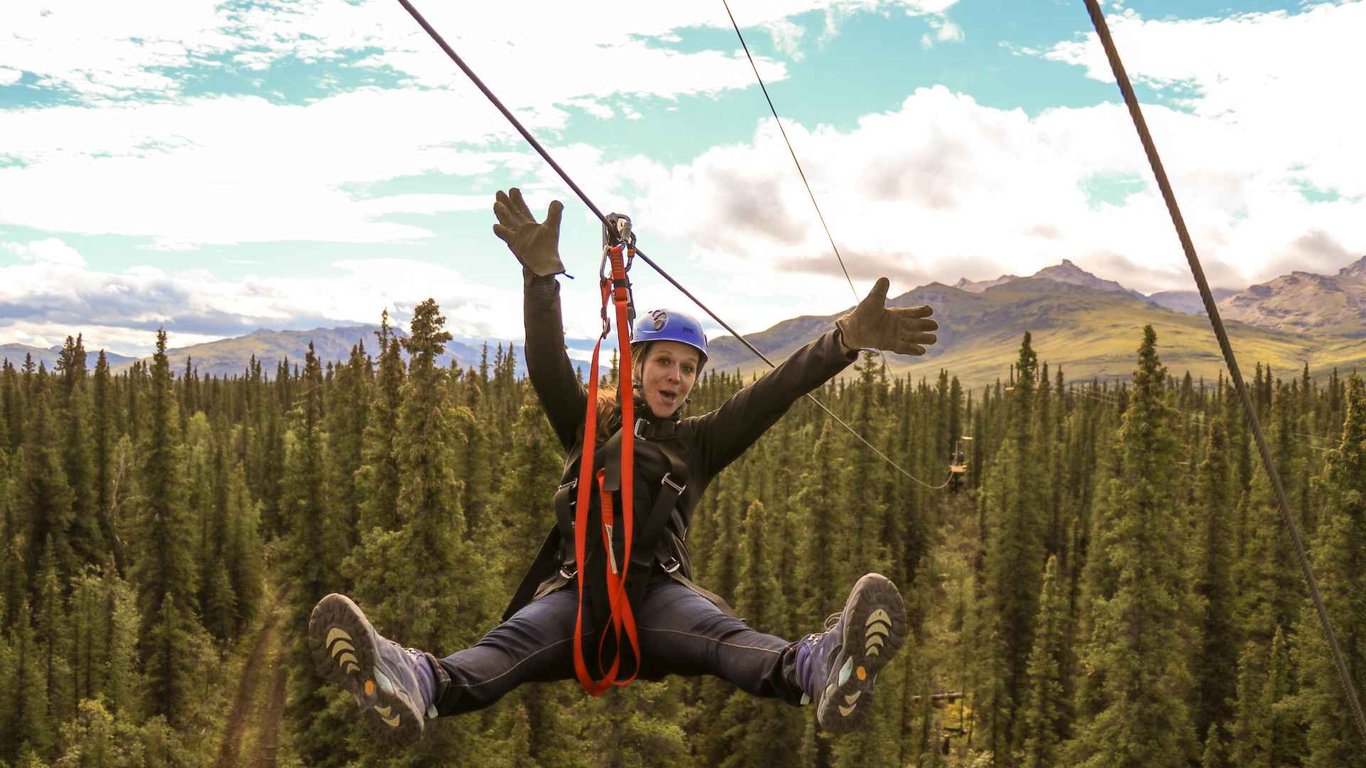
xmin=794 ymin=573 xmax=908 ymax=734
xmin=308 ymin=593 xmax=444 ymax=745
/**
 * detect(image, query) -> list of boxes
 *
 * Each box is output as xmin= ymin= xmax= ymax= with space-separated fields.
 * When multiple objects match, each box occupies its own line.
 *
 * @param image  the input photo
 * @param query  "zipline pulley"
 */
xmin=602 ymin=212 xmax=636 ymax=249
xmin=601 ymin=213 xmax=637 ymax=331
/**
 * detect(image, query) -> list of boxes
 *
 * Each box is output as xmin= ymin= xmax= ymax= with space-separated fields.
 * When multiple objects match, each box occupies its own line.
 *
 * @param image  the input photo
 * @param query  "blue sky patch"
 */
xmin=1081 ymin=173 xmax=1149 ymax=208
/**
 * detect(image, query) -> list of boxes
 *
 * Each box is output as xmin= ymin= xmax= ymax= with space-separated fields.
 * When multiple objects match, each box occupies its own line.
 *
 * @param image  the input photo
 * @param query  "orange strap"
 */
xmin=572 ymin=243 xmax=638 ymax=695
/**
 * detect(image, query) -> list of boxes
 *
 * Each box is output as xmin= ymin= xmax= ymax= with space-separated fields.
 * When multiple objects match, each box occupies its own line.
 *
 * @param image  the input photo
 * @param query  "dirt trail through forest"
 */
xmin=214 ymin=595 xmax=289 ymax=768
xmin=250 ymin=644 xmax=289 ymax=767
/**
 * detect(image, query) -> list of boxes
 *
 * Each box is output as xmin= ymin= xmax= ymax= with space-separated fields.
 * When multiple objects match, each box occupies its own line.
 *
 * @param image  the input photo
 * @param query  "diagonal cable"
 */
xmin=1081 ymin=0 xmax=1366 ymax=745
xmin=722 ymin=0 xmax=941 ymax=472
xmin=395 ymin=0 xmax=949 ymax=491
xmin=720 ymin=0 xmax=859 ymax=301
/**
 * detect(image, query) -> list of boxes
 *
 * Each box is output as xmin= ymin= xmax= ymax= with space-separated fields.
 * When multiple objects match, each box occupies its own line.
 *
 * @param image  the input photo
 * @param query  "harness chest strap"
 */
xmin=557 ymin=425 xmax=688 ymax=569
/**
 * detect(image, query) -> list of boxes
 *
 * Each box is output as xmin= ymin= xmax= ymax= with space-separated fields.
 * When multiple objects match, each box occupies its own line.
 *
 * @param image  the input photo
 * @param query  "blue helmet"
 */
xmin=632 ymin=308 xmax=708 ymax=367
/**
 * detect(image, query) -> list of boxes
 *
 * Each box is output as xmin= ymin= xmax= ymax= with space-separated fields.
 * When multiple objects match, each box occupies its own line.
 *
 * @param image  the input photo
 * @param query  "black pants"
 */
xmin=433 ymin=577 xmax=804 ymax=715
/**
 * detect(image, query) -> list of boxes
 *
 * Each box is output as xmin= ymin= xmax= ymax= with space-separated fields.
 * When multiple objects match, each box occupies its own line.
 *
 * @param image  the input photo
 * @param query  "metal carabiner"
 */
xmin=603 ymin=212 xmax=635 ymax=249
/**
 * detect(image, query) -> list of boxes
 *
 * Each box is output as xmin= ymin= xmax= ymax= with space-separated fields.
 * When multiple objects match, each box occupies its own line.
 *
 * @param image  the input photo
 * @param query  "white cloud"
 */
xmin=1045 ymin=1 xmax=1366 ymax=199
xmin=0 ymin=0 xmax=238 ymax=97
xmin=921 ymin=16 xmax=965 ymax=47
xmin=4 ymin=238 xmax=86 ymax=267
xmin=934 ymin=18 xmax=964 ymax=42
xmin=0 ymin=90 xmax=561 ymax=245
xmin=630 ymin=83 xmax=1366 ymax=312
xmin=0 ymin=321 xmax=228 ymax=356
xmin=600 ymin=1 xmax=1366 ymax=324
xmin=0 ymin=0 xmax=873 ymax=249
xmin=7 ymin=0 xmax=1356 ymax=352
xmin=906 ymin=0 xmax=961 ymax=13
xmin=0 ymin=237 xmax=525 ymax=357
xmin=0 ymin=0 xmax=968 ymax=252
xmin=765 ymin=19 xmax=808 ymax=60
xmin=0 ymin=0 xmax=954 ymax=102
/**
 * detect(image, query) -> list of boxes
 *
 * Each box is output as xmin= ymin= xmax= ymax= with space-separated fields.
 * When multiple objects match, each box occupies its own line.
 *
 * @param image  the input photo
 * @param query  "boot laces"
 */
xmin=799 ymin=614 xmax=841 ymax=647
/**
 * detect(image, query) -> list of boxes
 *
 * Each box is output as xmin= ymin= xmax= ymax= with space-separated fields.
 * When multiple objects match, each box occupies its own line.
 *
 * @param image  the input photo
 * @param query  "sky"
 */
xmin=2 ymin=0 xmax=1364 ymax=357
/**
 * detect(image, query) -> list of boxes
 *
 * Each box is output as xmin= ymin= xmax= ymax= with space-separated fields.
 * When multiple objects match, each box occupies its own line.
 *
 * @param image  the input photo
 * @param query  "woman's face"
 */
xmin=638 ymin=341 xmax=701 ymax=418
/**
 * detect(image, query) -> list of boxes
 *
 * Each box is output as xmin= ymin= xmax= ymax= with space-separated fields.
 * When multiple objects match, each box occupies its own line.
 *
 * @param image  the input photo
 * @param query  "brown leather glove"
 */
xmin=492 ymin=187 xmax=566 ymax=278
xmin=836 ymin=277 xmax=938 ymax=355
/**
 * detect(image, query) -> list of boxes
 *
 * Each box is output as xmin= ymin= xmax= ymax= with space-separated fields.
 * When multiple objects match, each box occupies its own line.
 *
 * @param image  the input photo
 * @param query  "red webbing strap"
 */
xmin=571 ymin=244 xmax=638 ymax=695
xmin=571 ymin=335 xmax=605 ymax=694
xmin=606 ymin=255 xmax=639 ymax=686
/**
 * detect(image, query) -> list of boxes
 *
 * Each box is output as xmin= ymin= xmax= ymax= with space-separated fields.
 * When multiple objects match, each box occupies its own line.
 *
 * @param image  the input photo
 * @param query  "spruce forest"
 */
xmin=2 ymin=297 xmax=1365 ymax=768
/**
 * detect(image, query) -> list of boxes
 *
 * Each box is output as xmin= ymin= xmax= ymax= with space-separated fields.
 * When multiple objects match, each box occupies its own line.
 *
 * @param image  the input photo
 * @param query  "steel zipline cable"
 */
xmin=718 ymin=0 xmax=859 ymax=302
xmin=719 ymin=0 xmax=940 ymax=474
xmin=1080 ymin=0 xmax=1366 ymax=744
xmin=394 ymin=0 xmax=949 ymax=491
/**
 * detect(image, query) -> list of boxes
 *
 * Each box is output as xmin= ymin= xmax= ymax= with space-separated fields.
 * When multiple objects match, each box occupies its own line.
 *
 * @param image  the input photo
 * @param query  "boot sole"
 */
xmin=308 ymin=593 xmax=426 ymax=746
xmin=816 ymin=573 xmax=908 ymax=734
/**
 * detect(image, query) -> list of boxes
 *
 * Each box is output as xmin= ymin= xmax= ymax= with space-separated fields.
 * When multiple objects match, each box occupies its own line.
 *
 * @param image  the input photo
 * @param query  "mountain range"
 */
xmin=705 ymin=255 xmax=1366 ymax=385
xmin=0 ymin=327 xmax=497 ymax=380
xmin=4 ymin=256 xmax=1364 ymax=386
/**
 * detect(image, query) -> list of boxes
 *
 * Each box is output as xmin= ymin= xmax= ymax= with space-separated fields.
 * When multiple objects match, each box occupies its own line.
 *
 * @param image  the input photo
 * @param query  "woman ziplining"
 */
xmin=307 ymin=186 xmax=940 ymax=744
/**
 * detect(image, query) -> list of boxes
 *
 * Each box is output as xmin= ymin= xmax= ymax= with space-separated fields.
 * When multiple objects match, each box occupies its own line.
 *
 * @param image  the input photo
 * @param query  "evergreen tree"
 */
xmin=347 ymin=299 xmax=500 ymax=766
xmin=282 ymin=342 xmax=341 ymax=603
xmin=981 ymin=332 xmax=1047 ymax=758
xmin=34 ymin=538 xmax=73 ymax=736
xmin=1235 ymin=419 xmax=1303 ymax=646
xmin=141 ymin=592 xmax=207 ymax=730
xmin=325 ymin=340 xmax=371 ymax=551
xmin=1301 ymin=374 xmax=1366 ymax=768
xmin=0 ymin=450 xmax=24 ymax=626
xmin=222 ymin=443 xmax=264 ymax=636
xmin=1201 ymin=723 xmax=1229 ymax=768
xmin=102 ymin=572 xmax=142 ymax=718
xmin=717 ymin=500 xmax=802 ymax=767
xmin=1067 ymin=327 xmax=1195 ymax=768
xmin=283 ymin=342 xmax=354 ymax=767
xmin=1 ymin=359 xmax=21 ymax=452
xmin=1017 ymin=554 xmax=1071 ymax=768
xmin=58 ymin=335 xmax=104 ymax=571
xmin=18 ymin=368 xmax=77 ymax=592
xmin=1192 ymin=418 xmax=1238 ymax=742
xmin=132 ymin=330 xmax=201 ymax=724
xmin=68 ymin=571 xmax=106 ymax=706
xmin=1 ymin=602 xmax=53 ymax=762
xmin=1264 ymin=626 xmax=1304 ymax=765
xmin=92 ymin=350 xmax=122 ymax=575
xmin=460 ymin=349 xmax=495 ymax=538
xmin=1229 ymin=635 xmax=1284 ymax=768
xmin=52 ymin=697 xmax=146 ymax=768
xmin=199 ymin=438 xmax=237 ymax=643
xmin=489 ymin=393 xmax=568 ymax=596
xmin=793 ymin=419 xmax=851 ymax=633
xmin=357 ymin=311 xmax=405 ymax=534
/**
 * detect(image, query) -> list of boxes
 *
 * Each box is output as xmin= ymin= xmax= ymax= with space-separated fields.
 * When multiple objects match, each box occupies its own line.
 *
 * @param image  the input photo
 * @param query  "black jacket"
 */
xmin=503 ymin=275 xmax=857 ymax=622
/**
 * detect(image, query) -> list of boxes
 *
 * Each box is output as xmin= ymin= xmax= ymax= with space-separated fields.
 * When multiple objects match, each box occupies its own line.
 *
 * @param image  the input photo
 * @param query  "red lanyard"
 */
xmin=572 ymin=242 xmax=639 ymax=695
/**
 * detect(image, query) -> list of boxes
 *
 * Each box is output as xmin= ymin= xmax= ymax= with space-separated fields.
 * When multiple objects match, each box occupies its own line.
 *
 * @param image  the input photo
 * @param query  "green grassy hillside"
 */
xmin=706 ymin=278 xmax=1362 ymax=387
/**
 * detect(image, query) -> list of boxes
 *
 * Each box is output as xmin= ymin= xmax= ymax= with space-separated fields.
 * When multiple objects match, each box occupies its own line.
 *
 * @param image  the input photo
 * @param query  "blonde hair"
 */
xmin=591 ymin=386 xmax=623 ymax=433
xmin=591 ymin=350 xmax=646 ymax=432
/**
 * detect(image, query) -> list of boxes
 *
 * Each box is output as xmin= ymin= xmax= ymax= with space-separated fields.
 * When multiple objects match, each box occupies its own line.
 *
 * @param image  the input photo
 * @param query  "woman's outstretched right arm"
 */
xmin=493 ymin=187 xmax=585 ymax=450
xmin=523 ymin=272 xmax=587 ymax=450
